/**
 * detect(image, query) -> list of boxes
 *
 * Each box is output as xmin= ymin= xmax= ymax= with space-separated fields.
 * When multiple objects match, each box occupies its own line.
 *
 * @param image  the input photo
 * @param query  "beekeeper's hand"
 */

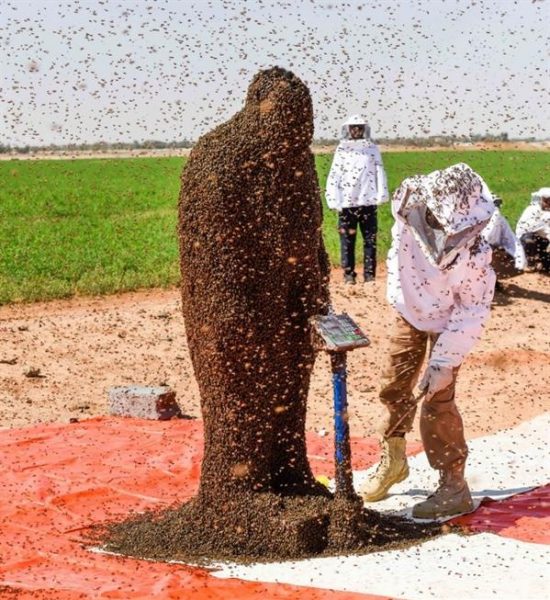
xmin=418 ymin=364 xmax=454 ymax=398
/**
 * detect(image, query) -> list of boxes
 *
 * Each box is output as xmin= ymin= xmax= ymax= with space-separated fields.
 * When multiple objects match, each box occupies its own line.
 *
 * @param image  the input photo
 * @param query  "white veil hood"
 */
xmin=340 ymin=114 xmax=371 ymax=140
xmin=393 ymin=163 xmax=495 ymax=268
xmin=531 ymin=187 xmax=550 ymax=204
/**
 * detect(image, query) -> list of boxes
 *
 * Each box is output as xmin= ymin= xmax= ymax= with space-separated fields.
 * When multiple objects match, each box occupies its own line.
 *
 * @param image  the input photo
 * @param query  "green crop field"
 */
xmin=317 ymin=151 xmax=550 ymax=268
xmin=0 ymin=151 xmax=548 ymax=304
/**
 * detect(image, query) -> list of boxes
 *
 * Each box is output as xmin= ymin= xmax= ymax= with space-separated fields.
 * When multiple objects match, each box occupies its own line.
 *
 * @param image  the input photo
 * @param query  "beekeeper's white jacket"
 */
xmin=516 ymin=187 xmax=550 ymax=240
xmin=387 ymin=163 xmax=496 ymax=368
xmin=482 ymin=208 xmax=527 ymax=270
xmin=325 ymin=115 xmax=388 ymax=210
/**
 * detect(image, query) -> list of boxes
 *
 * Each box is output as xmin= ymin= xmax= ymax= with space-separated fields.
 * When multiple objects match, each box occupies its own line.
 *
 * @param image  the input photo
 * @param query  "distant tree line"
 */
xmin=0 ymin=139 xmax=194 ymax=154
xmin=315 ymin=132 xmax=537 ymax=147
xmin=0 ymin=133 xmax=543 ymax=154
xmin=375 ymin=132 xmax=518 ymax=147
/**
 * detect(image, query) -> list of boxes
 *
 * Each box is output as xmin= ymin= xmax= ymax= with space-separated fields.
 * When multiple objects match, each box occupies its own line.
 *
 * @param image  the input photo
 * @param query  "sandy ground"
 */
xmin=0 ymin=268 xmax=548 ymax=444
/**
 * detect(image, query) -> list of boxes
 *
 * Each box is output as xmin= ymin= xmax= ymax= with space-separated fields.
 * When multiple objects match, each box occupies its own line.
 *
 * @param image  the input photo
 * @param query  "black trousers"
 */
xmin=521 ymin=233 xmax=550 ymax=272
xmin=338 ymin=205 xmax=377 ymax=280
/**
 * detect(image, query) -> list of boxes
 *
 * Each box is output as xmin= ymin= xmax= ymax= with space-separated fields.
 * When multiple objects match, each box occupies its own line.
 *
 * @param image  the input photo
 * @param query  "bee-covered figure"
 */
xmin=177 ymin=67 xmax=330 ymax=556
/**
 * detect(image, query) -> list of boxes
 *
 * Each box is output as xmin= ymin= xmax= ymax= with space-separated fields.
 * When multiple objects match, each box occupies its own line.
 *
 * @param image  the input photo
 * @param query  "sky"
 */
xmin=1 ymin=0 xmax=549 ymax=146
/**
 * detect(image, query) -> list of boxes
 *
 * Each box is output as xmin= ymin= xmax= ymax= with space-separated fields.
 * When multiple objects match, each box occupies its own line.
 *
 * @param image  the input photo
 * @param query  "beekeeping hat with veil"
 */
xmin=531 ymin=187 xmax=550 ymax=207
xmin=340 ymin=115 xmax=371 ymax=140
xmin=393 ymin=163 xmax=495 ymax=269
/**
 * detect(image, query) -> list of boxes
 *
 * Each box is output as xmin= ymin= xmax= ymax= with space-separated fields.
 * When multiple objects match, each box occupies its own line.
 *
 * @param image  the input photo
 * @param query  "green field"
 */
xmin=0 ymin=151 xmax=548 ymax=304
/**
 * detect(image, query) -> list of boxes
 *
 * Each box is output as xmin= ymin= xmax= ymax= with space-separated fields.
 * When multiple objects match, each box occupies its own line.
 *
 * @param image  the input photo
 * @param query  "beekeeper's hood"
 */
xmin=531 ymin=187 xmax=550 ymax=205
xmin=340 ymin=114 xmax=371 ymax=140
xmin=393 ymin=163 xmax=495 ymax=268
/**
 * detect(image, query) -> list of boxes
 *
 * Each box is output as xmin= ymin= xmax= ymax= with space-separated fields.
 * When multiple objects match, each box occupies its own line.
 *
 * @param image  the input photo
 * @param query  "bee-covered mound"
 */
xmin=94 ymin=492 xmax=441 ymax=563
xmin=95 ymin=67 xmax=440 ymax=564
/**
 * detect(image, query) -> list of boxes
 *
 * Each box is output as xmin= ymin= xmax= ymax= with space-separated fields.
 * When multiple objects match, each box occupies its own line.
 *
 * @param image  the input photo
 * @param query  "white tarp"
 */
xmin=209 ymin=413 xmax=550 ymax=600
xmin=212 ymin=533 xmax=549 ymax=600
xmin=352 ymin=412 xmax=550 ymax=521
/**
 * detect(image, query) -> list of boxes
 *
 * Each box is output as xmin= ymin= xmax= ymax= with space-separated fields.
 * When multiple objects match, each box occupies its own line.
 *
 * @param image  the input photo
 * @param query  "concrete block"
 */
xmin=108 ymin=385 xmax=182 ymax=420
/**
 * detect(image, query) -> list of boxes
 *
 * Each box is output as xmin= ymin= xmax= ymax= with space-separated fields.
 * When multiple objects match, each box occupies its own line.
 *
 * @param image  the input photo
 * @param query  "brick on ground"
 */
xmin=108 ymin=385 xmax=183 ymax=420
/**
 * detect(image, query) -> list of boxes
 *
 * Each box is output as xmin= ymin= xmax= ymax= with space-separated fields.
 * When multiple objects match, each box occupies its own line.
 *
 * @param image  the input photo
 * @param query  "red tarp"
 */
xmin=452 ymin=483 xmax=550 ymax=544
xmin=0 ymin=417 xmax=547 ymax=599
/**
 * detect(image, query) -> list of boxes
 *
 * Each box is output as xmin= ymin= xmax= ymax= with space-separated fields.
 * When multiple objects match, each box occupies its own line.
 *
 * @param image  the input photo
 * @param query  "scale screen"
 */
xmin=311 ymin=313 xmax=370 ymax=352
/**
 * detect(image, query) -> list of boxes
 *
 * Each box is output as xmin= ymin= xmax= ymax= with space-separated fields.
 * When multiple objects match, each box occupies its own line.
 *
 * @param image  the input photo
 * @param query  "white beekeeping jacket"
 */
xmin=516 ymin=188 xmax=550 ymax=240
xmin=325 ymin=115 xmax=388 ymax=210
xmin=387 ymin=163 xmax=496 ymax=368
xmin=482 ymin=208 xmax=527 ymax=270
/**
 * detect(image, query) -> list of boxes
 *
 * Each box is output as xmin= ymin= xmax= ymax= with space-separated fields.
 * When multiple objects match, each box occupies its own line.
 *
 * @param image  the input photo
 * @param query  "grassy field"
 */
xmin=0 ymin=151 xmax=548 ymax=304
xmin=317 ymin=151 xmax=550 ymax=266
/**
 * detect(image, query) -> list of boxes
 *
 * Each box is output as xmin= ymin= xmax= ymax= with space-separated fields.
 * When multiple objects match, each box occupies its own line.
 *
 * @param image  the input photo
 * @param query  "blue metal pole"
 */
xmin=330 ymin=352 xmax=355 ymax=498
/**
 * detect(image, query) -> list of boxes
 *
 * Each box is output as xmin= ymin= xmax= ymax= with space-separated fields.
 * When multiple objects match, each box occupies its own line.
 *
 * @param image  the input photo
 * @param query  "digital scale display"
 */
xmin=311 ymin=313 xmax=370 ymax=352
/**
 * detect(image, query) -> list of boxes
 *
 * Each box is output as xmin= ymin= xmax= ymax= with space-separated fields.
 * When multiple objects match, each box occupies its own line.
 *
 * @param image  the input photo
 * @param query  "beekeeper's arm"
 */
xmin=374 ymin=146 xmax=389 ymax=204
xmin=486 ymin=213 xmax=527 ymax=270
xmin=325 ymin=149 xmax=344 ymax=211
xmin=421 ymin=249 xmax=495 ymax=396
xmin=516 ymin=205 xmax=537 ymax=239
xmin=481 ymin=213 xmax=500 ymax=246
xmin=497 ymin=216 xmax=528 ymax=270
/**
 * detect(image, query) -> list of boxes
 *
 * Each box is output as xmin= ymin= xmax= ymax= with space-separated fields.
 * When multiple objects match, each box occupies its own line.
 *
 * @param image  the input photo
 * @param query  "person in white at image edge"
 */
xmin=325 ymin=115 xmax=389 ymax=284
xmin=361 ymin=163 xmax=496 ymax=520
xmin=481 ymin=195 xmax=527 ymax=290
xmin=516 ymin=187 xmax=550 ymax=273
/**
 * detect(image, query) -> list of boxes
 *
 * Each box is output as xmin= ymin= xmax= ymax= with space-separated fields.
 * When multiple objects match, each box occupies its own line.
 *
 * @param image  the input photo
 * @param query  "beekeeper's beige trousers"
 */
xmin=379 ymin=315 xmax=468 ymax=471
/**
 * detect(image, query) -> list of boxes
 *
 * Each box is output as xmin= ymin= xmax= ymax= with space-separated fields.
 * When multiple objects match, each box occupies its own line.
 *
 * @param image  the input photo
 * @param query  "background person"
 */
xmin=325 ymin=115 xmax=388 ymax=284
xmin=481 ymin=195 xmax=526 ymax=289
xmin=516 ymin=187 xmax=550 ymax=273
xmin=361 ymin=163 xmax=496 ymax=520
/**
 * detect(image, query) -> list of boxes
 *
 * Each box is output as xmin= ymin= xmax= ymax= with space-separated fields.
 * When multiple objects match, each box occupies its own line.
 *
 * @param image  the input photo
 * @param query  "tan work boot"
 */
xmin=361 ymin=437 xmax=409 ymax=502
xmin=412 ymin=466 xmax=474 ymax=519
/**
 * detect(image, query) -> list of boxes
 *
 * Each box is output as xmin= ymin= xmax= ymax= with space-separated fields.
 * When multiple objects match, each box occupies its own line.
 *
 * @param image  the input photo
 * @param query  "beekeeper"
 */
xmin=361 ymin=163 xmax=496 ymax=519
xmin=325 ymin=115 xmax=388 ymax=284
xmin=481 ymin=196 xmax=527 ymax=285
xmin=516 ymin=188 xmax=550 ymax=273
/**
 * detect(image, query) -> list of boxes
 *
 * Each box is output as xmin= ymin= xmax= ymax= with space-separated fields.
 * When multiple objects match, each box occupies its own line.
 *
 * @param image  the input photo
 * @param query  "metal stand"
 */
xmin=310 ymin=311 xmax=369 ymax=501
xmin=330 ymin=352 xmax=356 ymax=499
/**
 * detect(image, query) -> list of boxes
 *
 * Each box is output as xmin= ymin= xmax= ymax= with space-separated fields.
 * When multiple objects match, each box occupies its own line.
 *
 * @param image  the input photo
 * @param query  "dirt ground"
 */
xmin=0 ymin=268 xmax=548 ymax=443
